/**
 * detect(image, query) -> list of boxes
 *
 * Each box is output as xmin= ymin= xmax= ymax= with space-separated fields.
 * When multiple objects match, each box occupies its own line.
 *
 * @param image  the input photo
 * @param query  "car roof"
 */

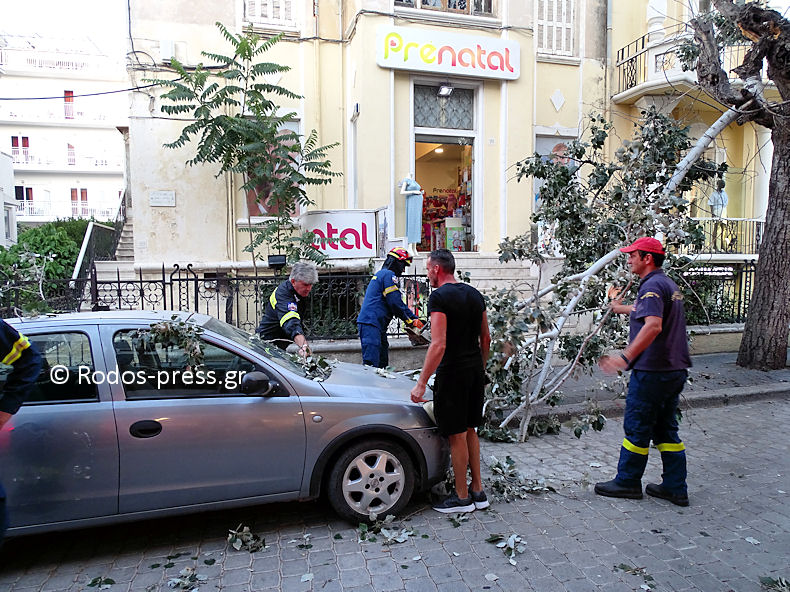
xmin=3 ymin=310 xmax=214 ymax=328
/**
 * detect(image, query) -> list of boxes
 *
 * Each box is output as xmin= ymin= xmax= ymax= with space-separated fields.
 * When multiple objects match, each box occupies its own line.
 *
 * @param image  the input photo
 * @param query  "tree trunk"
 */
xmin=737 ymin=123 xmax=790 ymax=369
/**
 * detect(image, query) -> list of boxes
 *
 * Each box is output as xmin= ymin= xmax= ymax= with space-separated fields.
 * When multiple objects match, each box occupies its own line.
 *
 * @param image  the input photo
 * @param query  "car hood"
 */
xmin=319 ymin=362 xmax=421 ymax=402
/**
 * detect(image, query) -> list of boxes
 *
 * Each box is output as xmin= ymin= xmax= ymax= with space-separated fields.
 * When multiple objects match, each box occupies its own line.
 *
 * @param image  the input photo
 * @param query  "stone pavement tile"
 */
xmin=366 ymin=556 xmax=400 ymax=575
xmin=250 ymin=569 xmax=280 ymax=589
xmin=687 ymin=570 xmax=733 ymax=590
xmin=533 ymin=546 xmax=567 ymax=566
xmin=219 ymin=585 xmax=252 ymax=592
xmin=564 ymin=550 xmax=600 ymax=569
xmin=280 ymin=574 xmax=313 ymax=592
xmin=251 ymin=552 xmax=281 ymax=572
xmin=371 ymin=572 xmax=406 ymax=591
xmin=398 ymin=561 xmax=429 ymax=579
xmin=220 ymin=567 xmax=252 ymax=586
xmin=281 ymin=557 xmax=310 ymax=576
xmin=333 ymin=539 xmax=362 ymax=554
xmin=563 ymin=577 xmax=602 ymax=592
xmin=339 ymin=566 xmax=371 ymax=587
xmin=223 ymin=551 xmax=253 ymax=569
xmin=310 ymin=562 xmax=340 ymax=582
xmin=651 ymin=569 xmax=695 ymax=591
xmin=526 ymin=574 xmax=567 ymax=591
xmin=308 ymin=548 xmax=336 ymax=566
xmin=425 ymin=563 xmax=461 ymax=583
xmin=420 ymin=551 xmax=451 ymax=567
xmin=338 ymin=552 xmax=367 ymax=570
xmin=127 ymin=567 xmax=163 ymax=588
xmin=437 ymin=580 xmax=470 ymax=591
xmin=582 ymin=562 xmax=620 ymax=586
xmin=11 ymin=570 xmax=55 ymax=588
xmin=404 ymin=577 xmax=438 ymax=591
xmin=361 ymin=544 xmax=390 ymax=559
xmin=547 ymin=561 xmax=586 ymax=583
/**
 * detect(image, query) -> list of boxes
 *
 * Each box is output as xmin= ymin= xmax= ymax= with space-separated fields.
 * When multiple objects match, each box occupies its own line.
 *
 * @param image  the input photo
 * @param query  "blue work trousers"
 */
xmin=616 ymin=369 xmax=688 ymax=495
xmin=358 ymin=323 xmax=389 ymax=368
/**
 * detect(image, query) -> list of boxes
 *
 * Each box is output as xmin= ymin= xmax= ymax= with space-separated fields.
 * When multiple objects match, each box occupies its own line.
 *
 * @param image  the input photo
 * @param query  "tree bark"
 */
xmin=737 ymin=123 xmax=790 ymax=369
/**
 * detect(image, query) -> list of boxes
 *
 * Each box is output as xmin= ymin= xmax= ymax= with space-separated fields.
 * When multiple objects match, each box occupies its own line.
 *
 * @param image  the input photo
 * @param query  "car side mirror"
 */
xmin=241 ymin=371 xmax=280 ymax=396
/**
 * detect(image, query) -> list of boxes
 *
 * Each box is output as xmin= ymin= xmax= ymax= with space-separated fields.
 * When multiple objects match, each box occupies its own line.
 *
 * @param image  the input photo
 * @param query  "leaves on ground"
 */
xmin=448 ymin=513 xmax=469 ymax=528
xmin=358 ymin=513 xmax=416 ymax=544
xmin=166 ymin=567 xmax=208 ymax=590
xmin=760 ymin=576 xmax=790 ymax=591
xmin=296 ymin=534 xmax=313 ymax=549
xmin=87 ymin=578 xmax=116 ymax=589
xmin=227 ymin=523 xmax=267 ymax=552
xmin=486 ymin=455 xmax=555 ymax=501
xmin=613 ymin=563 xmax=656 ymax=589
xmin=486 ymin=533 xmax=526 ymax=565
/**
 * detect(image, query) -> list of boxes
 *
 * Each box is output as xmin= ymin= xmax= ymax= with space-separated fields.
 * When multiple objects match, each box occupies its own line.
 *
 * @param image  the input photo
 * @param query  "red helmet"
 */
xmin=387 ymin=247 xmax=413 ymax=265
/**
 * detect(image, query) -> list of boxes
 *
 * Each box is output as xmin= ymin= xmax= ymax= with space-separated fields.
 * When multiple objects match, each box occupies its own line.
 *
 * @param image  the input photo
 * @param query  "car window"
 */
xmin=113 ymin=330 xmax=264 ymax=400
xmin=203 ymin=318 xmax=320 ymax=378
xmin=0 ymin=332 xmax=99 ymax=404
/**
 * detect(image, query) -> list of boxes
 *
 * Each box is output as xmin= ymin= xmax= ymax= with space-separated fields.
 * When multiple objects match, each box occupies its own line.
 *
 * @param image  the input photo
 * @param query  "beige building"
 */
xmin=125 ymin=0 xmax=609 ymax=274
xmin=0 ymin=34 xmax=127 ymax=225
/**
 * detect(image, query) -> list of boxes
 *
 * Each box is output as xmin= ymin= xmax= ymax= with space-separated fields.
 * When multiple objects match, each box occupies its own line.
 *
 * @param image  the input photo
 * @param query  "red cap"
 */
xmin=620 ymin=237 xmax=665 ymax=255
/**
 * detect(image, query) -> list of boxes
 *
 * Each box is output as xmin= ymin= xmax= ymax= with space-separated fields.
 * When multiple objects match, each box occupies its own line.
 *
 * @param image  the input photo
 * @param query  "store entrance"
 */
xmin=414 ymin=136 xmax=473 ymax=252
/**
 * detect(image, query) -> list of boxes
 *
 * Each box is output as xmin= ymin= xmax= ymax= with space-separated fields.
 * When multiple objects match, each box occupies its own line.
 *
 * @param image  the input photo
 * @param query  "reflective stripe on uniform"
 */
xmin=280 ymin=311 xmax=301 ymax=326
xmin=2 ymin=334 xmax=31 ymax=365
xmin=269 ymin=291 xmax=277 ymax=308
xmin=622 ymin=438 xmax=649 ymax=455
xmin=656 ymin=442 xmax=685 ymax=453
xmin=382 ymin=285 xmax=398 ymax=296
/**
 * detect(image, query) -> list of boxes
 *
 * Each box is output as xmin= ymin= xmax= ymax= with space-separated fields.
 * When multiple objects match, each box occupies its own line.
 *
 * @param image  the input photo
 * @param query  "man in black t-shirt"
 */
xmin=596 ymin=237 xmax=691 ymax=507
xmin=411 ymin=249 xmax=491 ymax=513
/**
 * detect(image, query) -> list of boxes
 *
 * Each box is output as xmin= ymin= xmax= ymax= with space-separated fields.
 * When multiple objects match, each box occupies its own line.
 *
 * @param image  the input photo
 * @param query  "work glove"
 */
xmin=406 ymin=318 xmax=425 ymax=330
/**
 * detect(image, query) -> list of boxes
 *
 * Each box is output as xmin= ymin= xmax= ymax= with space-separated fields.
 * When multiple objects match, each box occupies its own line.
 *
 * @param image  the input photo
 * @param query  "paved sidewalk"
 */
xmin=1 ymin=397 xmax=788 ymax=592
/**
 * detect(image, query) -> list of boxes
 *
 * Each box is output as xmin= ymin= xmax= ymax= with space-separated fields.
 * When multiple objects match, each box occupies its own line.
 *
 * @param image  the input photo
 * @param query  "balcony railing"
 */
xmin=681 ymin=217 xmax=764 ymax=256
xmin=616 ymin=24 xmax=754 ymax=95
xmin=11 ymin=151 xmax=122 ymax=171
xmin=0 ymin=103 xmax=114 ymax=124
xmin=16 ymin=199 xmax=117 ymax=220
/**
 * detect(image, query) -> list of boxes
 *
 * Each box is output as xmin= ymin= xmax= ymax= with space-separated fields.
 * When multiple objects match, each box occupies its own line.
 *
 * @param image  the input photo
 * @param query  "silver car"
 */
xmin=0 ymin=311 xmax=448 ymax=535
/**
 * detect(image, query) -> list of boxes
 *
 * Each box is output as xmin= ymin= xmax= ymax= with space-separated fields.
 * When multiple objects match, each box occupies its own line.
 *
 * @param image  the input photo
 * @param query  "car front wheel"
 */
xmin=327 ymin=440 xmax=415 ymax=523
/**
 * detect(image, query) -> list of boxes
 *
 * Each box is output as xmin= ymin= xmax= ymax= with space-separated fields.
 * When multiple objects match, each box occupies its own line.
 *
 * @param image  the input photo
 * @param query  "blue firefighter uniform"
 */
xmin=357 ymin=268 xmax=418 ymax=368
xmin=257 ymin=280 xmax=308 ymax=349
xmin=1 ymin=320 xmax=43 ymax=540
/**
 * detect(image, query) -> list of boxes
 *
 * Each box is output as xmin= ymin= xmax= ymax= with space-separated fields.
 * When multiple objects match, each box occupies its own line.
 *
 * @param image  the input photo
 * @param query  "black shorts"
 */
xmin=433 ymin=365 xmax=485 ymax=436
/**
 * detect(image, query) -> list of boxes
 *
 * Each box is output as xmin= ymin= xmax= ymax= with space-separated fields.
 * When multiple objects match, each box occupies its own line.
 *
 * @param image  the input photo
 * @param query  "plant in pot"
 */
xmin=153 ymin=22 xmax=339 ymax=272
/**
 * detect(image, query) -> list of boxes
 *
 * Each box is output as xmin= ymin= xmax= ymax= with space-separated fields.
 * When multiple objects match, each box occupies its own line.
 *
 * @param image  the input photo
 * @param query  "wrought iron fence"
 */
xmin=1 ymin=262 xmax=756 ymax=332
xmin=678 ymin=261 xmax=756 ymax=324
xmin=681 ymin=218 xmax=763 ymax=256
xmin=2 ymin=264 xmax=432 ymax=340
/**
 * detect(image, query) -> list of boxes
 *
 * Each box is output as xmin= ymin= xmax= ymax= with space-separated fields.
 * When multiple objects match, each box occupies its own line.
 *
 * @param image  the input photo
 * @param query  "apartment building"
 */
xmin=0 ymin=33 xmax=127 ymax=225
xmin=125 ymin=0 xmax=608 ymax=271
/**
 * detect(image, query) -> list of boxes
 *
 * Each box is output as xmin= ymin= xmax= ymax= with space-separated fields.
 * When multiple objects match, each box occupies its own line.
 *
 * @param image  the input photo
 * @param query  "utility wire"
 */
xmin=0 ymin=83 xmax=160 ymax=101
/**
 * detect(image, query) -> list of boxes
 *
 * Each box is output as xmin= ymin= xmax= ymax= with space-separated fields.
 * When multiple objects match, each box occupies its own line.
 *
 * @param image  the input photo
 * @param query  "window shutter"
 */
xmin=538 ymin=0 xmax=574 ymax=56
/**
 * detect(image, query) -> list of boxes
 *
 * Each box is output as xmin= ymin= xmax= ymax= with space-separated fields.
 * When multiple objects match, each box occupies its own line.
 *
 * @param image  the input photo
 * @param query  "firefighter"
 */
xmin=257 ymin=262 xmax=318 ymax=356
xmin=1 ymin=319 xmax=43 ymax=541
xmin=357 ymin=247 xmax=424 ymax=368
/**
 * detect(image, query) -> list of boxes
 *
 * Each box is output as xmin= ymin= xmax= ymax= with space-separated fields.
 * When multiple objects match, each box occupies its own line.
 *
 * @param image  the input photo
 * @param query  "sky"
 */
xmin=1 ymin=0 xmax=789 ymax=61
xmin=1 ymin=0 xmax=128 ymax=59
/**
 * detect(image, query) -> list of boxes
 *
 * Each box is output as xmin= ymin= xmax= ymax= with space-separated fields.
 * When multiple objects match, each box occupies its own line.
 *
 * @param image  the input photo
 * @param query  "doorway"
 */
xmin=414 ymin=136 xmax=473 ymax=252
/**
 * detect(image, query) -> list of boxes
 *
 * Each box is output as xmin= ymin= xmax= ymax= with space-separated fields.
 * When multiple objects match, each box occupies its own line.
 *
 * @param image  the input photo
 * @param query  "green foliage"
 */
xmin=676 ymin=8 xmax=751 ymax=71
xmin=483 ymin=109 xmax=724 ymax=438
xmin=227 ymin=523 xmax=267 ymax=552
xmin=153 ymin=23 xmax=340 ymax=267
xmin=129 ymin=316 xmax=206 ymax=369
xmin=0 ymin=222 xmax=85 ymax=314
xmin=760 ymin=576 xmax=790 ymax=591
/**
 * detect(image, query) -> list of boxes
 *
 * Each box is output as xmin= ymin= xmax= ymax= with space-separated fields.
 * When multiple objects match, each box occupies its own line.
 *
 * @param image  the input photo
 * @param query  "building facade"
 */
xmin=0 ymin=34 xmax=127 ymax=225
xmin=125 ymin=0 xmax=608 ymax=271
xmin=1 ymin=150 xmax=15 ymax=247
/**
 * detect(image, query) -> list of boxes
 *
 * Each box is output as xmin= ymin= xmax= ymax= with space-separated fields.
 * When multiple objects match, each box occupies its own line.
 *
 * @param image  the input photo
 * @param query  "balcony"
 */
xmin=614 ymin=24 xmax=767 ymax=104
xmin=682 ymin=217 xmax=763 ymax=257
xmin=0 ymin=102 xmax=116 ymax=126
xmin=11 ymin=151 xmax=123 ymax=173
xmin=16 ymin=199 xmax=118 ymax=222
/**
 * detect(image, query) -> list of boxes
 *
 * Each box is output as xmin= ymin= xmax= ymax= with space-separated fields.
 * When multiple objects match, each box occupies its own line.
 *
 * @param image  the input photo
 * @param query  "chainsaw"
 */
xmin=403 ymin=319 xmax=430 ymax=346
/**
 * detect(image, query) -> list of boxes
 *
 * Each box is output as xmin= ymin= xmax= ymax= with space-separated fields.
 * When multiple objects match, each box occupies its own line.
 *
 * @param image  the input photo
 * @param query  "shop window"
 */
xmin=395 ymin=0 xmax=494 ymax=16
xmin=537 ymin=0 xmax=575 ymax=56
xmin=414 ymin=85 xmax=474 ymax=130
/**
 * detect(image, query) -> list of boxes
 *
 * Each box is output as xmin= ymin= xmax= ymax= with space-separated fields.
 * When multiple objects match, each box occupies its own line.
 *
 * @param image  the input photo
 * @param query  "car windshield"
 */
xmin=204 ymin=318 xmax=317 ymax=377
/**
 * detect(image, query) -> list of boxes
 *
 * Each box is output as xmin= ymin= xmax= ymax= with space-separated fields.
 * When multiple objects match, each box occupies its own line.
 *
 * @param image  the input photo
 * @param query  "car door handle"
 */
xmin=129 ymin=420 xmax=162 ymax=438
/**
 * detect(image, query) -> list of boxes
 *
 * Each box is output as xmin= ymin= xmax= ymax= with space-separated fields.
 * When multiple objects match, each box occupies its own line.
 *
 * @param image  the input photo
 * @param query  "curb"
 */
xmin=531 ymin=383 xmax=790 ymax=422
